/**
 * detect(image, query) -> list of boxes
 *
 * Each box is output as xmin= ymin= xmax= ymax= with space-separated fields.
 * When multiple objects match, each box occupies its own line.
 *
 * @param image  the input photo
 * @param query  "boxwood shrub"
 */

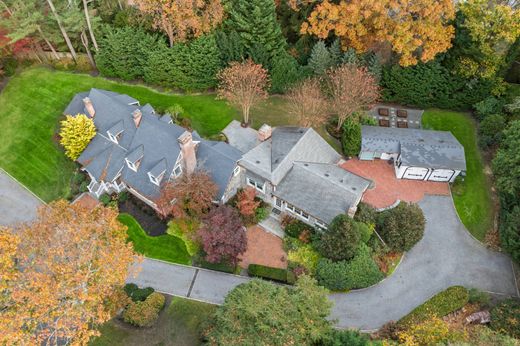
xmin=124 ymin=283 xmax=154 ymax=302
xmin=490 ymin=298 xmax=520 ymax=338
xmin=248 ymin=264 xmax=289 ymax=283
xmin=199 ymin=260 xmax=236 ymax=274
xmin=123 ymin=292 xmax=166 ymax=327
xmin=398 ymin=286 xmax=469 ymax=327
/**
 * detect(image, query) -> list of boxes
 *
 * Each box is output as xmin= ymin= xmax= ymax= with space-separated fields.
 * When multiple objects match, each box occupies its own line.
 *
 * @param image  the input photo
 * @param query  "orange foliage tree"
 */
xmin=285 ymin=77 xmax=329 ymax=128
xmin=301 ymin=0 xmax=455 ymax=66
xmin=217 ymin=59 xmax=270 ymax=126
xmin=236 ymin=187 xmax=260 ymax=217
xmin=134 ymin=0 xmax=224 ymax=47
xmin=0 ymin=200 xmax=138 ymax=345
xmin=326 ymin=64 xmax=380 ymax=131
xmin=156 ymin=170 xmax=218 ymax=219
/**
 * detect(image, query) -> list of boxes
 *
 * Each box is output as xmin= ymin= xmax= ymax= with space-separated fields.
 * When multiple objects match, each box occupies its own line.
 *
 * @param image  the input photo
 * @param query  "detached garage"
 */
xmin=360 ymin=126 xmax=466 ymax=183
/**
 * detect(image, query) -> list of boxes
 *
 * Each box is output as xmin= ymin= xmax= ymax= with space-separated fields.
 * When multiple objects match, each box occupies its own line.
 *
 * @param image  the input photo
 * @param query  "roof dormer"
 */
xmin=148 ymin=158 xmax=167 ymax=186
xmin=107 ymin=120 xmax=124 ymax=144
xmin=125 ymin=145 xmax=144 ymax=172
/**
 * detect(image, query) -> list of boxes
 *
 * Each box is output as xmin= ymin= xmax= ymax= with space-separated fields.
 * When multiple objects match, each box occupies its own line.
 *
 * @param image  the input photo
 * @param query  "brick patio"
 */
xmin=72 ymin=192 xmax=100 ymax=211
xmin=341 ymin=159 xmax=450 ymax=209
xmin=239 ymin=225 xmax=287 ymax=270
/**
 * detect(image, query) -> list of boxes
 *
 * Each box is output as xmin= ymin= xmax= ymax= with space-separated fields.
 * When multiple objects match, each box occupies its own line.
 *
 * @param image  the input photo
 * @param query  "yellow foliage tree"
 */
xmin=398 ymin=316 xmax=466 ymax=346
xmin=0 ymin=201 xmax=138 ymax=345
xmin=301 ymin=0 xmax=455 ymax=66
xmin=59 ymin=113 xmax=96 ymax=160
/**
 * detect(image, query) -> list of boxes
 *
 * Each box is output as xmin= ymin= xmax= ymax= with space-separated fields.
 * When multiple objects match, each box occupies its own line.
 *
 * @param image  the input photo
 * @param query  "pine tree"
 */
xmin=363 ymin=52 xmax=382 ymax=82
xmin=308 ymin=40 xmax=333 ymax=75
xmin=215 ymin=30 xmax=245 ymax=66
xmin=342 ymin=48 xmax=359 ymax=65
xmin=329 ymin=38 xmax=343 ymax=66
xmin=223 ymin=0 xmax=287 ymax=63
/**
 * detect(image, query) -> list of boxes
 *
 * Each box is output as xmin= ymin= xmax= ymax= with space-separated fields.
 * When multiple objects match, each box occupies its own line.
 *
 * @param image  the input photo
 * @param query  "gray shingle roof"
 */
xmin=67 ymin=89 xmax=243 ymax=201
xmin=273 ymin=162 xmax=370 ymax=224
xmin=361 ymin=126 xmax=466 ymax=171
xmin=240 ymin=127 xmax=341 ymax=185
xmin=222 ymin=120 xmax=259 ymax=153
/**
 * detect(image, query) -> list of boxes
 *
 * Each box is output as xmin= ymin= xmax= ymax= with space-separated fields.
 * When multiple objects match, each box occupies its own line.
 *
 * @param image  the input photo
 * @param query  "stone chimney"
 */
xmin=82 ymin=97 xmax=95 ymax=118
xmin=132 ymin=109 xmax=142 ymax=128
xmin=258 ymin=124 xmax=272 ymax=142
xmin=178 ymin=131 xmax=197 ymax=175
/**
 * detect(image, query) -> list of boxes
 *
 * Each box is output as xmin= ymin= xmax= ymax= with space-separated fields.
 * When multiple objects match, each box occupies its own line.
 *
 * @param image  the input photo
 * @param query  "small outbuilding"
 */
xmin=360 ymin=126 xmax=466 ymax=183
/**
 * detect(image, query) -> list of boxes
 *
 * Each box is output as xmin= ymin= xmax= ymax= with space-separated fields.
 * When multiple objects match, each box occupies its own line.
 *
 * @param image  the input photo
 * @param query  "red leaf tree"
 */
xmin=156 ymin=171 xmax=218 ymax=219
xmin=217 ymin=59 xmax=270 ymax=126
xmin=236 ymin=187 xmax=260 ymax=217
xmin=197 ymin=205 xmax=247 ymax=265
xmin=327 ymin=64 xmax=380 ymax=130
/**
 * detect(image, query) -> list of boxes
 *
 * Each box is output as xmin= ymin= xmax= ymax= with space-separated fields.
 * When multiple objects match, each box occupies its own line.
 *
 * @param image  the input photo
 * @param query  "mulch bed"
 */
xmin=118 ymin=195 xmax=167 ymax=236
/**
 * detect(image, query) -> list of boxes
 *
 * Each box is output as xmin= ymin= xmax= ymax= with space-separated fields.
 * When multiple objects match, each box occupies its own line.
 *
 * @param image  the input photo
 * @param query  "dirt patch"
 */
xmin=118 ymin=195 xmax=167 ymax=236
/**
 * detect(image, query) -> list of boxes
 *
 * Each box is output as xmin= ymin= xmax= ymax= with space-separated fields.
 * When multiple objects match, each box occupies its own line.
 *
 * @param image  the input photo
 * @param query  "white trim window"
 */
xmin=233 ymin=165 xmax=240 ymax=177
xmin=148 ymin=171 xmax=165 ymax=186
xmin=315 ymin=219 xmax=327 ymax=230
xmin=247 ymin=177 xmax=265 ymax=193
xmin=285 ymin=202 xmax=309 ymax=220
xmin=173 ymin=165 xmax=182 ymax=178
xmin=125 ymin=158 xmax=138 ymax=172
xmin=107 ymin=131 xmax=121 ymax=144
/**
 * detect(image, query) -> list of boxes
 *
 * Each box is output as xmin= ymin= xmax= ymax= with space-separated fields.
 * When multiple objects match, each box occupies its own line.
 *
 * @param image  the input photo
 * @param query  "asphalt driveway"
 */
xmin=330 ymin=195 xmax=518 ymax=330
xmin=0 ymin=169 xmax=42 ymax=226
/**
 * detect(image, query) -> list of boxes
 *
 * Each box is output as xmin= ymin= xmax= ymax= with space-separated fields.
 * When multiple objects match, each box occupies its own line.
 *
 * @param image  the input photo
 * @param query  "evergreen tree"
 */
xmin=329 ymin=38 xmax=343 ymax=66
xmin=248 ymin=43 xmax=272 ymax=70
xmin=223 ymin=0 xmax=287 ymax=63
xmin=215 ymin=30 xmax=245 ymax=66
xmin=308 ymin=40 xmax=333 ymax=75
xmin=363 ymin=52 xmax=382 ymax=82
xmin=183 ymin=34 xmax=222 ymax=90
xmin=342 ymin=48 xmax=359 ymax=65
xmin=270 ymin=53 xmax=304 ymax=93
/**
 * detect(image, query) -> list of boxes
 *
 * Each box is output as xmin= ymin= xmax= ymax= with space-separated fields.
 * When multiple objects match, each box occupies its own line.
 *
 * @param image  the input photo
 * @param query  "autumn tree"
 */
xmin=456 ymin=0 xmax=520 ymax=78
xmin=326 ymin=64 xmax=379 ymax=131
xmin=217 ymin=59 xmax=270 ymax=126
xmin=59 ymin=113 xmax=96 ymax=160
xmin=156 ymin=170 xmax=218 ymax=219
xmin=134 ymin=0 xmax=224 ymax=47
xmin=197 ymin=205 xmax=247 ymax=265
xmin=0 ymin=200 xmax=137 ymax=345
xmin=285 ymin=77 xmax=328 ymax=128
xmin=236 ymin=187 xmax=260 ymax=218
xmin=301 ymin=0 xmax=455 ymax=66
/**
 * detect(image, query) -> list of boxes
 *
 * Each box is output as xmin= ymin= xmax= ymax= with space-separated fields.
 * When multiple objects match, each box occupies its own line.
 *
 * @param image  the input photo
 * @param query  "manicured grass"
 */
xmin=90 ymin=296 xmax=216 ymax=346
xmin=118 ymin=213 xmax=191 ymax=265
xmin=0 ymin=67 xmax=238 ymax=201
xmin=422 ymin=109 xmax=493 ymax=241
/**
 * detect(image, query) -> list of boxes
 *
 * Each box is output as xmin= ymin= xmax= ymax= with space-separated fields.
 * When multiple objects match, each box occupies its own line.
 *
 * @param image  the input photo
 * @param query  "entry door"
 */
xmin=275 ymin=197 xmax=282 ymax=209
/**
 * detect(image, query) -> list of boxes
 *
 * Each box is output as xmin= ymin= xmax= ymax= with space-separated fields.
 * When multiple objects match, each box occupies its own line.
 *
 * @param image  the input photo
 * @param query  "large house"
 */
xmin=359 ymin=126 xmax=467 ymax=183
xmin=223 ymin=121 xmax=371 ymax=229
xmin=64 ymin=89 xmax=243 ymax=207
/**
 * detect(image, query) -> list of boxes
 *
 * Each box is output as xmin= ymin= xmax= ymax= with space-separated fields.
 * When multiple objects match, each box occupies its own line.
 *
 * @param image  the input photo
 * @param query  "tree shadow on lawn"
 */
xmin=118 ymin=194 xmax=166 ymax=236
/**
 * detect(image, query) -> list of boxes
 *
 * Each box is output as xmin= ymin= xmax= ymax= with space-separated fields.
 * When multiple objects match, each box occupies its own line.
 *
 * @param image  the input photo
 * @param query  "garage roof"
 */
xmin=361 ymin=126 xmax=466 ymax=171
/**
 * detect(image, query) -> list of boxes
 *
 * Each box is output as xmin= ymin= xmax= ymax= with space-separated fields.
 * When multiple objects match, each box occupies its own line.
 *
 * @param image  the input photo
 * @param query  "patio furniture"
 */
xmin=397 ymin=121 xmax=408 ymax=128
xmin=397 ymin=109 xmax=408 ymax=118
xmin=379 ymin=119 xmax=390 ymax=127
xmin=378 ymin=108 xmax=389 ymax=116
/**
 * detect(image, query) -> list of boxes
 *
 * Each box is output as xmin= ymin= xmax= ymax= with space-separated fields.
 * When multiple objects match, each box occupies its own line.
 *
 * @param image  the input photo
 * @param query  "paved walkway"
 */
xmin=239 ymin=225 xmax=287 ymax=269
xmin=341 ymin=159 xmax=450 ymax=209
xmin=0 ymin=169 xmax=42 ymax=226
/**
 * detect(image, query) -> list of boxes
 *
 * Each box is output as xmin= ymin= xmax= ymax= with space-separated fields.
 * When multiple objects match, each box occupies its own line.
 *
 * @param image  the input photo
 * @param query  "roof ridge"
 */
xmin=271 ymin=127 xmax=310 ymax=174
xmin=295 ymin=161 xmax=360 ymax=194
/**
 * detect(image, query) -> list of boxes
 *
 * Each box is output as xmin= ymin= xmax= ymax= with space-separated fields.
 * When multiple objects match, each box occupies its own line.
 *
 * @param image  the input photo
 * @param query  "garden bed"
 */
xmin=118 ymin=194 xmax=167 ymax=236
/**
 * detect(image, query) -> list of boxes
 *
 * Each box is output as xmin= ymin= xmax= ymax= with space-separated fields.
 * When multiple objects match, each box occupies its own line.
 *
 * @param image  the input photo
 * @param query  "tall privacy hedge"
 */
xmin=96 ymin=26 xmax=221 ymax=91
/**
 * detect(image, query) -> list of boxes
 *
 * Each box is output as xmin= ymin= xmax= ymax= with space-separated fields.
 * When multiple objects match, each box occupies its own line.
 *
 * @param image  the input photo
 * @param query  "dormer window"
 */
xmin=173 ymin=165 xmax=182 ymax=177
xmin=148 ymin=158 xmax=167 ymax=186
xmin=107 ymin=120 xmax=124 ymax=144
xmin=125 ymin=145 xmax=144 ymax=172
xmin=233 ymin=166 xmax=240 ymax=177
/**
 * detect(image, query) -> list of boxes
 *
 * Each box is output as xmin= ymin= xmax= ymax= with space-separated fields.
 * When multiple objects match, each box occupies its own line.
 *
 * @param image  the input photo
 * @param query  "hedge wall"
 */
xmin=248 ymin=264 xmax=293 ymax=283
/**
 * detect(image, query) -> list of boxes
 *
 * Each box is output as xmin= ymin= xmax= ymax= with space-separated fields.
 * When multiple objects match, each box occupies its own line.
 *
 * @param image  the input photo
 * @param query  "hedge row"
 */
xmin=398 ymin=286 xmax=469 ymax=327
xmin=199 ymin=260 xmax=236 ymax=274
xmin=248 ymin=264 xmax=295 ymax=284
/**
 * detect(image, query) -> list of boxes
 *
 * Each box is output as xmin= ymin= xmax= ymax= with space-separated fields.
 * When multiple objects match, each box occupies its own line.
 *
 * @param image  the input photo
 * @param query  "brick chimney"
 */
xmin=258 ymin=124 xmax=272 ymax=142
xmin=178 ymin=131 xmax=197 ymax=175
xmin=132 ymin=109 xmax=142 ymax=128
xmin=82 ymin=97 xmax=95 ymax=118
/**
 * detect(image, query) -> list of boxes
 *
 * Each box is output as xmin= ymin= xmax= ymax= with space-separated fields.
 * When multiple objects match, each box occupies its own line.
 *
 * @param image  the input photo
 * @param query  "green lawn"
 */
xmin=90 ymin=296 xmax=216 ymax=346
xmin=422 ymin=109 xmax=493 ymax=241
xmin=118 ymin=213 xmax=191 ymax=265
xmin=0 ymin=67 xmax=239 ymax=201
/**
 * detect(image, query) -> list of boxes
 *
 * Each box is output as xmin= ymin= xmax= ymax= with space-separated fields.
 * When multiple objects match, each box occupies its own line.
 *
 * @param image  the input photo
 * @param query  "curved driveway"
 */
xmin=330 ymin=195 xmax=518 ymax=330
xmin=1 ymin=170 xmax=517 ymax=331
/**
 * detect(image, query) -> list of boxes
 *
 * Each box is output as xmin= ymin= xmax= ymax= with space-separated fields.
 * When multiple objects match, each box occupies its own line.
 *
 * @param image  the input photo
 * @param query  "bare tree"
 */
xmin=217 ymin=59 xmax=270 ymax=126
xmin=46 ymin=0 xmax=78 ymax=61
xmin=285 ymin=77 xmax=329 ymax=128
xmin=82 ymin=0 xmax=98 ymax=51
xmin=326 ymin=64 xmax=380 ymax=131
